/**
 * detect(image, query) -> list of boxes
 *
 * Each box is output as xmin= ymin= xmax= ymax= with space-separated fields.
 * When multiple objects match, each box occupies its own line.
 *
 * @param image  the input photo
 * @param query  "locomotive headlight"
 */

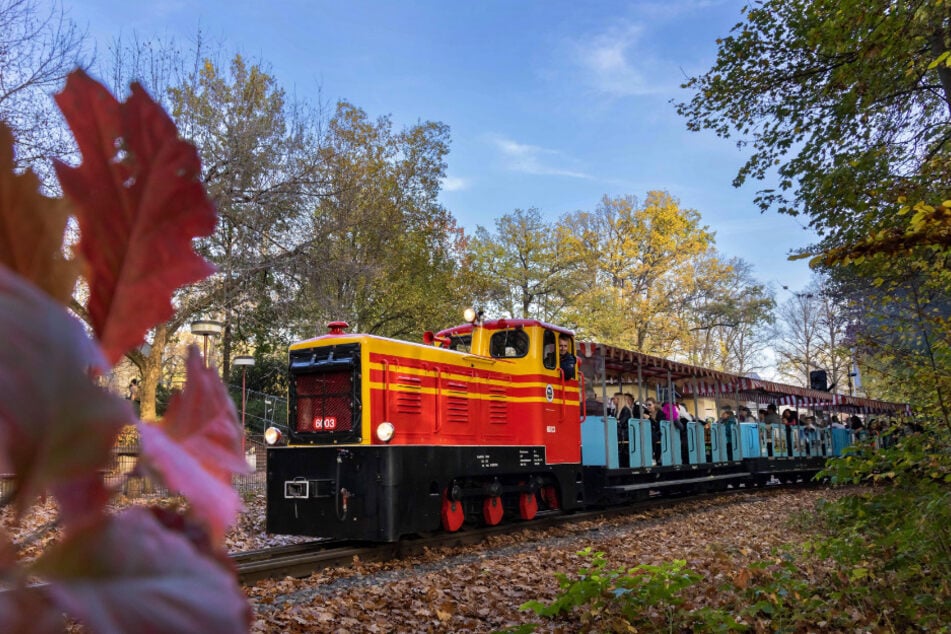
xmin=264 ymin=426 xmax=283 ymax=445
xmin=463 ymin=307 xmax=477 ymax=323
xmin=376 ymin=421 xmax=395 ymax=442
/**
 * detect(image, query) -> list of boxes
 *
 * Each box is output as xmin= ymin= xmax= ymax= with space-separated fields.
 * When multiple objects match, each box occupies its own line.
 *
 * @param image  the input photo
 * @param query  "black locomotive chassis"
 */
xmin=744 ymin=455 xmax=828 ymax=480
xmin=266 ymin=444 xmax=584 ymax=542
xmin=581 ymin=455 xmax=827 ymax=506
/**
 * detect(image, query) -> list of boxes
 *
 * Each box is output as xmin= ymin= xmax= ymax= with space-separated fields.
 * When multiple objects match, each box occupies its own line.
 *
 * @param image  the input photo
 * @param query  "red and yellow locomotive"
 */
xmin=265 ymin=315 xmax=585 ymax=541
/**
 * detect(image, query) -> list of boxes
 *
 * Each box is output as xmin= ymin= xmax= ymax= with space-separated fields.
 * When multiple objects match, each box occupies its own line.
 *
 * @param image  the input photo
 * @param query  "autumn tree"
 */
xmin=77 ymin=52 xmax=321 ymax=419
xmin=770 ymin=276 xmax=849 ymax=391
xmin=681 ymin=257 xmax=775 ymax=375
xmin=289 ymin=101 xmax=465 ymax=339
xmin=678 ymin=0 xmax=950 ymax=422
xmin=825 ymin=256 xmax=950 ymax=425
xmin=466 ymin=207 xmax=583 ymax=322
xmin=90 ymin=43 xmax=321 ymax=416
xmin=85 ymin=35 xmax=199 ymax=418
xmin=102 ymin=31 xmax=193 ymax=112
xmin=812 ymin=283 xmax=852 ymax=394
xmin=774 ymin=289 xmax=825 ymax=388
xmin=559 ymin=192 xmax=727 ymax=354
xmin=170 ymin=53 xmax=326 ymax=368
xmin=677 ymin=0 xmax=950 ymax=250
xmin=0 ymin=0 xmax=89 ymax=179
xmin=103 ymin=46 xmax=466 ymax=416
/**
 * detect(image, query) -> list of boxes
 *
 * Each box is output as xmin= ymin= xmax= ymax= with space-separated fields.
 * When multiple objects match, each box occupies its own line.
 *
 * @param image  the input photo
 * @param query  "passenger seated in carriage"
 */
xmin=719 ymin=407 xmax=737 ymax=460
xmin=802 ymin=416 xmax=818 ymax=455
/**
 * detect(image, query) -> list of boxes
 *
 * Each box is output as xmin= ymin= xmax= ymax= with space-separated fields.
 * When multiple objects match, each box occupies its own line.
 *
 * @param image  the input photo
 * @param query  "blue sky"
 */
xmin=64 ymin=0 xmax=817 ymax=294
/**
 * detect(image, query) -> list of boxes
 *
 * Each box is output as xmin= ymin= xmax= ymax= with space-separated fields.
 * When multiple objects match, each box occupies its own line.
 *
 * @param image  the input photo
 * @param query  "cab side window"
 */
xmin=448 ymin=335 xmax=472 ymax=353
xmin=543 ymin=329 xmax=557 ymax=370
xmin=489 ymin=329 xmax=530 ymax=358
xmin=559 ymin=335 xmax=577 ymax=380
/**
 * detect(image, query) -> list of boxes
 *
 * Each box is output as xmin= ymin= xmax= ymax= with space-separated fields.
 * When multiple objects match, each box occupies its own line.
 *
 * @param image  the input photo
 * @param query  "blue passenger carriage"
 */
xmin=574 ymin=342 xmax=905 ymax=504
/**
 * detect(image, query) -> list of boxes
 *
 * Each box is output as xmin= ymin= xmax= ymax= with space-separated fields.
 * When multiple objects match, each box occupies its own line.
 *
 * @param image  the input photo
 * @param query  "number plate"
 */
xmin=313 ymin=416 xmax=337 ymax=430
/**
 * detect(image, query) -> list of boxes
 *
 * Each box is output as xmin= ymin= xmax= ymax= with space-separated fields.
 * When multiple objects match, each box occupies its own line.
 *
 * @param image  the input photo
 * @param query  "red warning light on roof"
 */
xmin=327 ymin=321 xmax=349 ymax=335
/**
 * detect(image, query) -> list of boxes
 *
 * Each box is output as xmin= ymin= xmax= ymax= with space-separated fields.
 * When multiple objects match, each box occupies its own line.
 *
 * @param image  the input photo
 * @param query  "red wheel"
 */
xmin=441 ymin=489 xmax=464 ymax=532
xmin=540 ymin=485 xmax=560 ymax=510
xmin=518 ymin=491 xmax=538 ymax=520
xmin=482 ymin=495 xmax=503 ymax=526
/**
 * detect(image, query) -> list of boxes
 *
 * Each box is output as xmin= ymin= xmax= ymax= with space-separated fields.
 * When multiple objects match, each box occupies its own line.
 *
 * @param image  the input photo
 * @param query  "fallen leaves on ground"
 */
xmin=245 ymin=487 xmax=858 ymax=633
xmin=5 ymin=486 xmax=860 ymax=633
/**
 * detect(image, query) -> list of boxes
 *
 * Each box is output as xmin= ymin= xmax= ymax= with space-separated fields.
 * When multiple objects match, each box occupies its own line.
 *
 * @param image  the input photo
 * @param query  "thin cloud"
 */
xmin=574 ymin=23 xmax=656 ymax=97
xmin=572 ymin=19 xmax=684 ymax=98
xmin=441 ymin=175 xmax=470 ymax=192
xmin=491 ymin=135 xmax=591 ymax=179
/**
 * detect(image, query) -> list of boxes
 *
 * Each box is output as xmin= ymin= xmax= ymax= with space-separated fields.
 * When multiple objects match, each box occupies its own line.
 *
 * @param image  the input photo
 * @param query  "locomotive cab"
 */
xmin=434 ymin=319 xmax=582 ymax=463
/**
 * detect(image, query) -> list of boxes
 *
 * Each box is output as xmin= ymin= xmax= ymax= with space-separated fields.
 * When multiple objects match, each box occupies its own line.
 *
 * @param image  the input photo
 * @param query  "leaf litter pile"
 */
xmin=5 ymin=486 xmax=858 ymax=632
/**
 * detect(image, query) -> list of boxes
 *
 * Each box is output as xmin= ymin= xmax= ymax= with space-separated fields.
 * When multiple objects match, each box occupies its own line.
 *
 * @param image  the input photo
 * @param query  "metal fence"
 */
xmin=107 ymin=442 xmax=266 ymax=497
xmin=226 ymin=384 xmax=290 ymax=444
xmin=99 ymin=385 xmax=288 ymax=498
xmin=0 ymin=387 xmax=289 ymax=500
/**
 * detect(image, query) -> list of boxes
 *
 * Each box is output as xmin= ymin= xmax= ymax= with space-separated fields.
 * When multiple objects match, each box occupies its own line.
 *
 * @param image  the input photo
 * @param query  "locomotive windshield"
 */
xmin=489 ymin=328 xmax=530 ymax=358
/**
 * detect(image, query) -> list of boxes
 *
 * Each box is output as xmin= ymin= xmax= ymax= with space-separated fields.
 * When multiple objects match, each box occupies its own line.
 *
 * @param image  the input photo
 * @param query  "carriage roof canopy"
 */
xmin=577 ymin=341 xmax=908 ymax=416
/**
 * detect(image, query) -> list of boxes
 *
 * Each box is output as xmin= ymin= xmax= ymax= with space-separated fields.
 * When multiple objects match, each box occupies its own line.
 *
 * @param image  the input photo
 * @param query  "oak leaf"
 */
xmin=0 ymin=267 xmax=131 ymax=518
xmin=138 ymin=346 xmax=251 ymax=542
xmin=0 ymin=124 xmax=80 ymax=304
xmin=53 ymin=70 xmax=216 ymax=367
xmin=30 ymin=506 xmax=251 ymax=633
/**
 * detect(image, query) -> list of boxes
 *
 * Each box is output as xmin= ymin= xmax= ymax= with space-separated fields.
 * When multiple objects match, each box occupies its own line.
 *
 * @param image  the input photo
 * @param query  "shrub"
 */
xmin=513 ymin=548 xmax=742 ymax=633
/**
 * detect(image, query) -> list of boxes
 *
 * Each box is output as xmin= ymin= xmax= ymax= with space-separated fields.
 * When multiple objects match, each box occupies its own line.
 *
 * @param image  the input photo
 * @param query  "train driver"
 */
xmin=558 ymin=335 xmax=577 ymax=380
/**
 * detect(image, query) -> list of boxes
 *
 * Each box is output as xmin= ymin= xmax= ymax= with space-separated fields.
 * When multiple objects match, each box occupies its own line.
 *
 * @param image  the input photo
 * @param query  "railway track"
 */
xmin=234 ymin=482 xmax=813 ymax=584
xmin=233 ymin=511 xmax=571 ymax=584
xmin=234 ymin=540 xmax=390 ymax=584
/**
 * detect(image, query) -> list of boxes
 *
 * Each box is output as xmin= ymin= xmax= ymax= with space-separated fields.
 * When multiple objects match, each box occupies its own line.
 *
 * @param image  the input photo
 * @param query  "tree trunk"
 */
xmin=139 ymin=323 xmax=168 ymax=421
xmin=928 ymin=23 xmax=951 ymax=115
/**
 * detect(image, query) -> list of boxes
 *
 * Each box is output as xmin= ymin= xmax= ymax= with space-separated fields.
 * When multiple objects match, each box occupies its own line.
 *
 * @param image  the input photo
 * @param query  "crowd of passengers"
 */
xmin=598 ymin=392 xmax=906 ymax=467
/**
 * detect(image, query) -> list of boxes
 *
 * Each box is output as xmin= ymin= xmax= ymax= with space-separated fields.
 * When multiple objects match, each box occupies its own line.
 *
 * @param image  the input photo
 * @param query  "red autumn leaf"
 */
xmin=138 ymin=346 xmax=251 ymax=542
xmin=53 ymin=70 xmax=216 ymax=367
xmin=0 ymin=267 xmax=131 ymax=519
xmin=31 ymin=507 xmax=251 ymax=633
xmin=0 ymin=529 xmax=16 ymax=572
xmin=0 ymin=124 xmax=81 ymax=305
xmin=51 ymin=472 xmax=114 ymax=530
xmin=0 ymin=583 xmax=62 ymax=634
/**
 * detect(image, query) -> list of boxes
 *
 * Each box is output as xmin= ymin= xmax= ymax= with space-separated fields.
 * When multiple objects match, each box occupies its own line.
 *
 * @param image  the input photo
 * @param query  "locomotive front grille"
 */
xmin=296 ymin=371 xmax=354 ymax=433
xmin=289 ymin=343 xmax=361 ymax=443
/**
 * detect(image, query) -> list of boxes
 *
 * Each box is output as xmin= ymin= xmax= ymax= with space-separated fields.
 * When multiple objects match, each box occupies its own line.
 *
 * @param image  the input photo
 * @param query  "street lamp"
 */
xmin=233 ymin=355 xmax=255 ymax=453
xmin=190 ymin=320 xmax=223 ymax=367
